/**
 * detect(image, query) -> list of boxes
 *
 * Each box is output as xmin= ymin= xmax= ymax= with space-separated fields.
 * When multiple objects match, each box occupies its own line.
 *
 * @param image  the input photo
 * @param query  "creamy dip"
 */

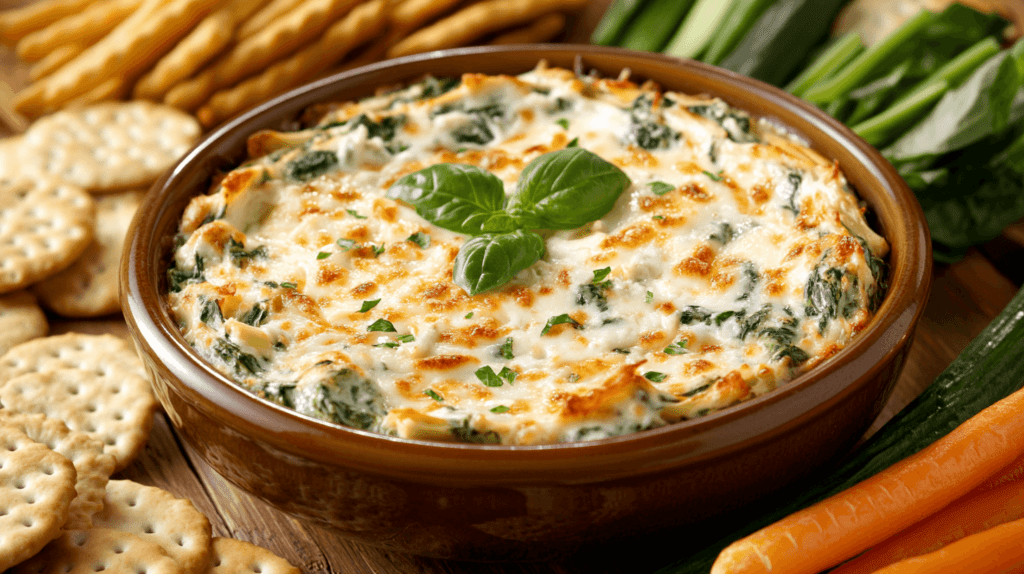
xmin=167 ymin=64 xmax=888 ymax=444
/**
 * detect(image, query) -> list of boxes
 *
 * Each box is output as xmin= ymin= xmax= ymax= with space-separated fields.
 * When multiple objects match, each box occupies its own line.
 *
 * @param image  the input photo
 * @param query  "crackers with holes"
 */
xmin=0 ymin=412 xmax=116 ymax=530
xmin=0 ymin=332 xmax=148 ymax=383
xmin=92 ymin=480 xmax=213 ymax=574
xmin=0 ymin=368 xmax=156 ymax=472
xmin=0 ymin=291 xmax=47 ymax=356
xmin=0 ymin=176 xmax=94 ymax=295
xmin=0 ymin=423 xmax=77 ymax=571
xmin=206 ymin=537 xmax=300 ymax=574
xmin=9 ymin=527 xmax=184 ymax=574
xmin=35 ymin=190 xmax=145 ymax=317
xmin=18 ymin=102 xmax=201 ymax=193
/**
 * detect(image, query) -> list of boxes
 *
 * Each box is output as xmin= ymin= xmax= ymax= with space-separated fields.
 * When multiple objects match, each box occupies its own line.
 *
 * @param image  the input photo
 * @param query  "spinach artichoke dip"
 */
xmin=167 ymin=64 xmax=889 ymax=445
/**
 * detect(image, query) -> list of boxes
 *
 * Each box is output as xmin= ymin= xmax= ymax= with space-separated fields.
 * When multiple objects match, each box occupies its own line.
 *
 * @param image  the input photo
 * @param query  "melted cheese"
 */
xmin=167 ymin=65 xmax=889 ymax=445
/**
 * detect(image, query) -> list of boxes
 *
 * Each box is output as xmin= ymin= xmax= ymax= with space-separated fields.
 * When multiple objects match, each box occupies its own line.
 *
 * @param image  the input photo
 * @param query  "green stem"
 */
xmin=699 ymin=0 xmax=774 ymax=65
xmin=891 ymin=36 xmax=1001 ymax=110
xmin=663 ymin=0 xmax=734 ymax=59
xmin=803 ymin=10 xmax=934 ymax=104
xmin=852 ymin=80 xmax=948 ymax=147
xmin=786 ymin=32 xmax=864 ymax=97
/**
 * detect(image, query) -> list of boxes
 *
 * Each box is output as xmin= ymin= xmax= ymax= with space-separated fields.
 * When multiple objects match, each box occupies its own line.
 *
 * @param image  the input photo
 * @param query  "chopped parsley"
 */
xmin=498 ymin=367 xmax=517 ymax=385
xmin=648 ymin=181 xmax=675 ymax=196
xmin=475 ymin=366 xmax=504 ymax=387
xmin=646 ymin=291 xmax=654 ymax=304
xmin=644 ymin=371 xmax=667 ymax=382
xmin=556 ymin=118 xmax=570 ymax=130
xmin=279 ymin=282 xmax=297 ymax=289
xmin=703 ymin=170 xmax=724 ymax=182
xmin=407 ymin=232 xmax=430 ymax=248
xmin=346 ymin=209 xmax=367 ymax=219
xmin=541 ymin=313 xmax=581 ymax=336
xmin=499 ymin=337 xmax=514 ymax=360
xmin=663 ymin=340 xmax=688 ymax=355
xmin=490 ymin=405 xmax=510 ymax=413
xmin=367 ymin=319 xmax=396 ymax=332
xmin=371 ymin=244 xmax=385 ymax=257
xmin=316 ymin=251 xmax=331 ymax=260
xmin=358 ymin=299 xmax=380 ymax=313
xmin=465 ymin=312 xmax=474 ymax=319
xmin=424 ymin=389 xmax=443 ymax=401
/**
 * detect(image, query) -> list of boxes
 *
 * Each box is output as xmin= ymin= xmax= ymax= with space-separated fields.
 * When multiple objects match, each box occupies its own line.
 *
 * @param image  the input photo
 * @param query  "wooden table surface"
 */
xmin=2 ymin=1 xmax=1024 ymax=572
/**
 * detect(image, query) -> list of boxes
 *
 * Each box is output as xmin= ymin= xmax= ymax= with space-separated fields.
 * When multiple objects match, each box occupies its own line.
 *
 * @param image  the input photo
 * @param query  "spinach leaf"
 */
xmin=886 ymin=50 xmax=1023 ymax=163
xmin=688 ymin=101 xmax=759 ymax=143
xmin=627 ymin=94 xmax=679 ymax=149
xmin=387 ymin=163 xmax=515 ymax=235
xmin=285 ymin=150 xmax=339 ymax=182
xmin=506 ymin=147 xmax=631 ymax=230
xmin=452 ymin=231 xmax=546 ymax=296
xmin=167 ymin=253 xmax=205 ymax=293
xmin=291 ymin=369 xmax=386 ymax=430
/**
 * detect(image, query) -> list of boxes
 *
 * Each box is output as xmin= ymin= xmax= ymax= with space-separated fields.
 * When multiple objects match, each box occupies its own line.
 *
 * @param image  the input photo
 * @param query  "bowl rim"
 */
xmin=122 ymin=44 xmax=932 ymax=483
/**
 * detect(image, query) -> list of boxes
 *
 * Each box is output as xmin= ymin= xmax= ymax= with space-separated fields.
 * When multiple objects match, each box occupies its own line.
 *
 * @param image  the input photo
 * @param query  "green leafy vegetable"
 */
xmin=490 ymin=405 xmax=510 ymax=413
xmin=407 ymin=232 xmax=430 ymax=248
xmin=367 ymin=319 xmax=396 ymax=332
xmin=387 ymin=163 xmax=512 ymax=235
xmin=452 ymin=231 xmax=546 ymax=296
xmin=285 ymin=150 xmax=339 ymax=182
xmin=499 ymin=337 xmax=514 ymax=360
xmin=424 ymin=389 xmax=443 ymax=401
xmin=475 ymin=366 xmax=504 ymax=387
xmin=541 ymin=314 xmax=582 ymax=336
xmin=626 ymin=94 xmax=680 ymax=150
xmin=644 ymin=371 xmax=667 ymax=382
xmin=358 ymin=299 xmax=380 ymax=313
xmin=648 ymin=181 xmax=675 ymax=195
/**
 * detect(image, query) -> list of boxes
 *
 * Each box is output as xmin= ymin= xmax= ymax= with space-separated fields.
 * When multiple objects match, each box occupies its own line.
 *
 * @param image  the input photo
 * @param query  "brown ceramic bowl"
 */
xmin=121 ymin=45 xmax=931 ymax=561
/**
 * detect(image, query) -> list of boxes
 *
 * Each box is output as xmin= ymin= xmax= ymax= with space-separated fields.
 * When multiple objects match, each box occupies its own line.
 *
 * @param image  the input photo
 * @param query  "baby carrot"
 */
xmin=870 ymin=517 xmax=1024 ymax=574
xmin=710 ymin=386 xmax=1024 ymax=574
xmin=977 ymin=449 xmax=1024 ymax=491
xmin=831 ymin=479 xmax=1024 ymax=573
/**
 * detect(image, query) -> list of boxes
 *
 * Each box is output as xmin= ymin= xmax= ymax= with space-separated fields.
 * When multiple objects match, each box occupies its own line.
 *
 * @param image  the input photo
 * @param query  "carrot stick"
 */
xmin=710 ymin=386 xmax=1024 ymax=574
xmin=977 ymin=449 xmax=1024 ymax=491
xmin=832 ymin=479 xmax=1024 ymax=573
xmin=870 ymin=517 xmax=1024 ymax=574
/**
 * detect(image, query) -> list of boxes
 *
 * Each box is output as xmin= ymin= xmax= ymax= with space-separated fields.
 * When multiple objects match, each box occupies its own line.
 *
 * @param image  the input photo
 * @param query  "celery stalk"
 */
xmin=663 ymin=0 xmax=734 ymax=60
xmin=786 ymin=32 xmax=864 ymax=97
xmin=852 ymin=81 xmax=948 ymax=147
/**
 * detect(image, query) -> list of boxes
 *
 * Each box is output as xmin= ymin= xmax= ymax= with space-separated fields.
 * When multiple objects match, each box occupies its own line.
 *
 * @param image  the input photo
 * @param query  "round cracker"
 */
xmin=9 ymin=527 xmax=184 ymax=574
xmin=0 ymin=291 xmax=48 ymax=356
xmin=35 ymin=190 xmax=145 ymax=317
xmin=92 ymin=480 xmax=213 ymax=574
xmin=19 ymin=101 xmax=201 ymax=193
xmin=0 ymin=368 xmax=156 ymax=472
xmin=0 ymin=332 xmax=148 ymax=383
xmin=0 ymin=423 xmax=77 ymax=571
xmin=206 ymin=537 xmax=300 ymax=574
xmin=0 ymin=176 xmax=94 ymax=294
xmin=0 ymin=411 xmax=116 ymax=530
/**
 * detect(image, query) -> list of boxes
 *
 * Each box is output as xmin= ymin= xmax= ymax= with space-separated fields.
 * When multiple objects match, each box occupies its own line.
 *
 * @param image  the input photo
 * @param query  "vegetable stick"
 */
xmin=979 ymin=450 xmax=1024 ymax=491
xmin=710 ymin=385 xmax=1024 ymax=574
xmin=15 ymin=0 xmax=143 ymax=62
xmin=387 ymin=0 xmax=588 ymax=58
xmin=0 ymin=0 xmax=95 ymax=45
xmin=29 ymin=43 xmax=87 ymax=82
xmin=870 ymin=517 xmax=1024 ymax=574
xmin=832 ymin=479 xmax=1024 ymax=573
xmin=389 ymin=0 xmax=462 ymax=33
xmin=489 ymin=13 xmax=566 ymax=45
xmin=195 ymin=0 xmax=385 ymax=128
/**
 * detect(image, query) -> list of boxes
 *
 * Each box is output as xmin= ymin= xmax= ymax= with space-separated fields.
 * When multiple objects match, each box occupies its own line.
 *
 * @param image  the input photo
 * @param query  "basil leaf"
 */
xmin=541 ymin=313 xmax=581 ymax=336
xmin=475 ymin=366 xmax=504 ymax=387
xmin=644 ymin=371 xmax=667 ymax=382
xmin=358 ymin=299 xmax=380 ymax=313
xmin=387 ymin=163 xmax=513 ymax=235
xmin=367 ymin=319 xmax=396 ymax=332
xmin=506 ymin=148 xmax=631 ymax=230
xmin=648 ymin=181 xmax=675 ymax=196
xmin=452 ymin=231 xmax=545 ymax=296
xmin=407 ymin=232 xmax=430 ymax=248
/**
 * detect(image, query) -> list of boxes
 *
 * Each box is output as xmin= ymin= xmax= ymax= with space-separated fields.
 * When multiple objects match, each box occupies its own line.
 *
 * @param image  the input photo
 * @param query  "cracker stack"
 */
xmin=1 ymin=0 xmax=589 ymax=128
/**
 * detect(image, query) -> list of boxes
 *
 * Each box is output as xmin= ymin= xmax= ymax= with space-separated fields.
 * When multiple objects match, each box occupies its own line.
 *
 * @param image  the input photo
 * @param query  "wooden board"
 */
xmin=2 ymin=1 xmax=1024 ymax=572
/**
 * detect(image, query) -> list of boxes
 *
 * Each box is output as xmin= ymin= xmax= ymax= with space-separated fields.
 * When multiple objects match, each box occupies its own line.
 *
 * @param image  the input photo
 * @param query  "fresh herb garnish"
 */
xmin=556 ymin=118 xmax=570 ymax=130
xmin=358 ymin=299 xmax=380 ymax=313
xmin=664 ymin=340 xmax=688 ymax=355
xmin=371 ymin=244 xmax=385 ymax=257
xmin=316 ymin=251 xmax=331 ymax=260
xmin=644 ymin=371 xmax=667 ymax=382
xmin=541 ymin=313 xmax=582 ymax=336
xmin=280 ymin=282 xmax=297 ymax=289
xmin=648 ymin=181 xmax=675 ymax=195
xmin=465 ymin=312 xmax=474 ymax=319
xmin=566 ymin=137 xmax=579 ymax=148
xmin=499 ymin=337 xmax=514 ymax=360
xmin=646 ymin=291 xmax=654 ymax=303
xmin=490 ymin=405 xmax=510 ymax=413
xmin=592 ymin=267 xmax=612 ymax=286
xmin=475 ymin=366 xmax=505 ymax=387
xmin=336 ymin=238 xmax=357 ymax=250
xmin=703 ymin=170 xmax=724 ymax=181
xmin=407 ymin=232 xmax=430 ymax=248
xmin=347 ymin=209 xmax=367 ymax=219
xmin=367 ymin=319 xmax=396 ymax=332
xmin=397 ymin=334 xmax=415 ymax=343
xmin=498 ymin=367 xmax=517 ymax=385
xmin=389 ymin=148 xmax=630 ymax=295
xmin=424 ymin=389 xmax=443 ymax=401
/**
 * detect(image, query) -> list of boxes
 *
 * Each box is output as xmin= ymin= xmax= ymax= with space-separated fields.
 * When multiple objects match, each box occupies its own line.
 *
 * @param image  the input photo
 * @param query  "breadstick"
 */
xmin=164 ymin=0 xmax=362 ymax=113
xmin=66 ymin=76 xmax=130 ymax=108
xmin=15 ymin=0 xmax=143 ymax=62
xmin=29 ymin=43 xmax=86 ymax=82
xmin=0 ymin=0 xmax=95 ymax=45
xmin=389 ymin=0 xmax=463 ymax=32
xmin=236 ymin=0 xmax=306 ymax=40
xmin=196 ymin=0 xmax=386 ymax=128
xmin=133 ymin=0 xmax=273 ymax=101
xmin=14 ymin=0 xmax=223 ymax=119
xmin=388 ymin=0 xmax=587 ymax=58
xmin=489 ymin=12 xmax=566 ymax=45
